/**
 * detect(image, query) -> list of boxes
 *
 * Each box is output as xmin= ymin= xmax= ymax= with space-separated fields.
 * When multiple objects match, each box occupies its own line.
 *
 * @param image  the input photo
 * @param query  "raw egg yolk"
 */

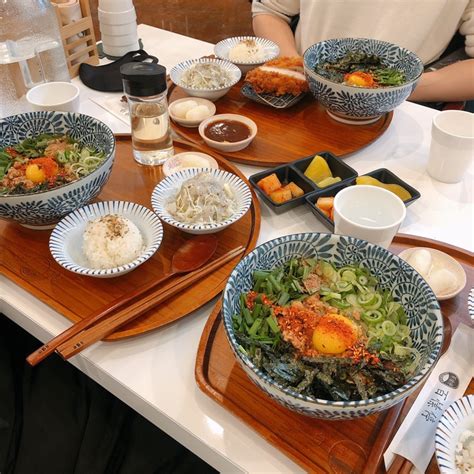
xmin=312 ymin=313 xmax=358 ymax=354
xmin=344 ymin=71 xmax=375 ymax=88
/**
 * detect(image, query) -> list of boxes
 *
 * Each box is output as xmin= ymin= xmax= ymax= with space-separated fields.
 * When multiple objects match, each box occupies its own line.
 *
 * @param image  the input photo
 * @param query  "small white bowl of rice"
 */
xmin=214 ymin=36 xmax=280 ymax=73
xmin=49 ymin=201 xmax=164 ymax=278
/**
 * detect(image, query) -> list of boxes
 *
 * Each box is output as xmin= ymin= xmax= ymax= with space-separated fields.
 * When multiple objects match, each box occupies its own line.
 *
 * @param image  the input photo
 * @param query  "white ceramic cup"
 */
xmin=101 ymin=33 xmax=139 ymax=47
xmin=100 ymin=21 xmax=137 ymax=36
xmin=98 ymin=8 xmax=137 ymax=25
xmin=333 ymin=185 xmax=406 ymax=249
xmin=427 ymin=110 xmax=474 ymax=184
xmin=98 ymin=0 xmax=134 ymax=13
xmin=26 ymin=82 xmax=80 ymax=113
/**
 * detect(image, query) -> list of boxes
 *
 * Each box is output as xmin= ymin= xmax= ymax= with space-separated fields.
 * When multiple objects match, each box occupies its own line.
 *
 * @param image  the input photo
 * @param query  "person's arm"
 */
xmin=253 ymin=13 xmax=299 ymax=57
xmin=409 ymin=59 xmax=474 ymax=102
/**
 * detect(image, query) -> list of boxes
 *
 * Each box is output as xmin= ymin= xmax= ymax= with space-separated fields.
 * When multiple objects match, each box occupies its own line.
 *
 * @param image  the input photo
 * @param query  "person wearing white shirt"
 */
xmin=252 ymin=0 xmax=474 ymax=102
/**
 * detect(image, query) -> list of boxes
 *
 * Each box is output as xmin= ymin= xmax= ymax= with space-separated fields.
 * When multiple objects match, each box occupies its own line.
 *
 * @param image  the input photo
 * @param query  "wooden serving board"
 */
xmin=169 ymin=82 xmax=393 ymax=167
xmin=0 ymin=135 xmax=260 ymax=341
xmin=195 ymin=234 xmax=473 ymax=474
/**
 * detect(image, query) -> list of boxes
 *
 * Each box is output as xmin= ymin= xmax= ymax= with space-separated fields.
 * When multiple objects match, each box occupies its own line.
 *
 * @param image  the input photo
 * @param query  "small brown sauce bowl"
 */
xmin=198 ymin=113 xmax=257 ymax=152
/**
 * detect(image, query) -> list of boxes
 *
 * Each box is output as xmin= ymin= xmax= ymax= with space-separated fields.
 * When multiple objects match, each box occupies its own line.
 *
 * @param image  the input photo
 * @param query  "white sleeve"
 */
xmin=251 ymin=0 xmax=300 ymax=24
xmin=459 ymin=0 xmax=474 ymax=57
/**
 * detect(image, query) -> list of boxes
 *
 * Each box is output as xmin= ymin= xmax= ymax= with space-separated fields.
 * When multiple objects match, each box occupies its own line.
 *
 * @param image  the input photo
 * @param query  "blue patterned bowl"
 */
xmin=0 ymin=112 xmax=115 ymax=229
xmin=49 ymin=201 xmax=164 ymax=278
xmin=435 ymin=395 xmax=474 ymax=473
xmin=151 ymin=167 xmax=252 ymax=234
xmin=222 ymin=233 xmax=443 ymax=419
xmin=303 ymin=38 xmax=423 ymax=125
xmin=170 ymin=58 xmax=241 ymax=101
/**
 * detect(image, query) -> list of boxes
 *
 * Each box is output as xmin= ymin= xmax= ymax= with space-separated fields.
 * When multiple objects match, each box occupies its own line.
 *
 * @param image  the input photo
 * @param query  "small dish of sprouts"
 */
xmin=170 ymin=58 xmax=241 ymax=101
xmin=151 ymin=168 xmax=252 ymax=234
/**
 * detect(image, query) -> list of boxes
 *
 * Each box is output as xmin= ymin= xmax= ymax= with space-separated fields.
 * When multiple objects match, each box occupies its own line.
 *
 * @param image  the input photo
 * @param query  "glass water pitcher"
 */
xmin=0 ymin=0 xmax=70 ymax=118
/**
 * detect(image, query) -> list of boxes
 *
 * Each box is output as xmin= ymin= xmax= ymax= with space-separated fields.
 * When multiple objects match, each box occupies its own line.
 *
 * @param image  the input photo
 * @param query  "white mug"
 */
xmin=427 ymin=110 xmax=474 ymax=184
xmin=333 ymin=185 xmax=406 ymax=249
xmin=26 ymin=82 xmax=80 ymax=113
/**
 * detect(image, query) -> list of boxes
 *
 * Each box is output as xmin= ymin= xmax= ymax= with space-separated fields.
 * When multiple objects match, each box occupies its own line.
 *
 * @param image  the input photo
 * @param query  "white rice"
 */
xmin=83 ymin=214 xmax=144 ymax=269
xmin=229 ymin=40 xmax=265 ymax=63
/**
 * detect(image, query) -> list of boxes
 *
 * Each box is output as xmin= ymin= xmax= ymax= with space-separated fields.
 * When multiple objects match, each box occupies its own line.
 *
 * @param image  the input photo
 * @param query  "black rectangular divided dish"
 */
xmin=292 ymin=152 xmax=358 ymax=189
xmin=248 ymin=151 xmax=357 ymax=213
xmin=305 ymin=168 xmax=422 ymax=231
xmin=249 ymin=166 xmax=315 ymax=213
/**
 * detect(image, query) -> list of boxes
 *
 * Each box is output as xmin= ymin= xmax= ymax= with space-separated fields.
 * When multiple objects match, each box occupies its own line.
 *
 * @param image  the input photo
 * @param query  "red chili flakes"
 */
xmin=348 ymin=342 xmax=380 ymax=365
xmin=245 ymin=291 xmax=273 ymax=310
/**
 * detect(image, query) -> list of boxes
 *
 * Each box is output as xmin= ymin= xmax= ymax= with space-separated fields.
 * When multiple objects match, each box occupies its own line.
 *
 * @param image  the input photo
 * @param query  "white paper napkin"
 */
xmin=384 ymin=323 xmax=474 ymax=473
xmin=90 ymin=95 xmax=130 ymax=125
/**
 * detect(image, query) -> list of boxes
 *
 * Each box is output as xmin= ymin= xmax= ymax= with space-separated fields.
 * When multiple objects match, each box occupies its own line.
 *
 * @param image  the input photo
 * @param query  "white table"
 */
xmin=1 ymin=24 xmax=473 ymax=473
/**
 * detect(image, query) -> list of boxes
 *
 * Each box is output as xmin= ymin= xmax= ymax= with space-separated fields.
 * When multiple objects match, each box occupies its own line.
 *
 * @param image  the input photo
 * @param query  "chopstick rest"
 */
xmin=384 ymin=323 xmax=474 ymax=472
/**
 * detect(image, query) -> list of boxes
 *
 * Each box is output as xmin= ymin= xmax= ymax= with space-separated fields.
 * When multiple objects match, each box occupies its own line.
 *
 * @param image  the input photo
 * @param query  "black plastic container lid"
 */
xmin=120 ymin=62 xmax=167 ymax=97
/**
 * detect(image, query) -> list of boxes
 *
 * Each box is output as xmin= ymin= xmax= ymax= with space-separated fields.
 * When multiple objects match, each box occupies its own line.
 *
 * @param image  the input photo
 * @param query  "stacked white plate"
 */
xmin=98 ymin=0 xmax=139 ymax=57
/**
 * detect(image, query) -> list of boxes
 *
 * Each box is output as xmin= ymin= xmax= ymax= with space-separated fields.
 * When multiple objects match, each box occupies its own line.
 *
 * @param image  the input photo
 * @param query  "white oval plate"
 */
xmin=50 ymin=201 xmax=163 ymax=278
xmin=398 ymin=247 xmax=467 ymax=300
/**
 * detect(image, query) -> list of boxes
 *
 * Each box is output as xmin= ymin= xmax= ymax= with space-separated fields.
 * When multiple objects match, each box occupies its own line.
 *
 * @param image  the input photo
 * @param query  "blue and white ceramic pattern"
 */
xmin=241 ymin=83 xmax=305 ymax=109
xmin=214 ymin=36 xmax=279 ymax=73
xmin=0 ymin=112 xmax=115 ymax=229
xmin=170 ymin=58 xmax=241 ymax=101
xmin=49 ymin=201 xmax=164 ymax=278
xmin=222 ymin=233 xmax=444 ymax=419
xmin=303 ymin=38 xmax=424 ymax=124
xmin=151 ymin=168 xmax=252 ymax=235
xmin=435 ymin=395 xmax=474 ymax=473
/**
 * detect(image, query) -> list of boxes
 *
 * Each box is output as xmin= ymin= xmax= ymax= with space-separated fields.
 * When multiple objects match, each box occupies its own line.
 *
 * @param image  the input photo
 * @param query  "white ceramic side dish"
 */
xmin=151 ymin=168 xmax=252 ymax=235
xmin=163 ymin=152 xmax=218 ymax=177
xmin=49 ymin=201 xmax=163 ymax=278
xmin=214 ymin=36 xmax=279 ymax=73
xmin=169 ymin=58 xmax=241 ymax=102
xmin=169 ymin=97 xmax=216 ymax=128
xmin=398 ymin=247 xmax=467 ymax=300
xmin=198 ymin=113 xmax=257 ymax=152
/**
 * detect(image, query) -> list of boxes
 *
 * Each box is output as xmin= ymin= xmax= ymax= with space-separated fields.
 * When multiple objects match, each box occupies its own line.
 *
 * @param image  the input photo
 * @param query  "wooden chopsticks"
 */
xmin=54 ymin=245 xmax=245 ymax=360
xmin=27 ymin=266 xmax=187 ymax=366
xmin=27 ymin=245 xmax=244 ymax=365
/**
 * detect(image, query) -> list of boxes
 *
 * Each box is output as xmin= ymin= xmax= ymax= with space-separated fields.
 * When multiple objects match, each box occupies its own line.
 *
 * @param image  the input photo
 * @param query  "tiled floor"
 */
xmin=90 ymin=0 xmax=254 ymax=44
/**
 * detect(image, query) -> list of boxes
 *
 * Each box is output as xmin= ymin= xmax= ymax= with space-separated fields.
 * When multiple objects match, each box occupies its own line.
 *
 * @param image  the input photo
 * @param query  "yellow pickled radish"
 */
xmin=317 ymin=176 xmax=341 ymax=188
xmin=383 ymin=184 xmax=412 ymax=201
xmin=304 ymin=155 xmax=332 ymax=183
xmin=355 ymin=176 xmax=412 ymax=201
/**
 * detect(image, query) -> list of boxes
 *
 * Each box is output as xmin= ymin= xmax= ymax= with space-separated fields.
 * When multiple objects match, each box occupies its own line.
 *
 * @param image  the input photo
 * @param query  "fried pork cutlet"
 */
xmin=245 ymin=56 xmax=308 ymax=96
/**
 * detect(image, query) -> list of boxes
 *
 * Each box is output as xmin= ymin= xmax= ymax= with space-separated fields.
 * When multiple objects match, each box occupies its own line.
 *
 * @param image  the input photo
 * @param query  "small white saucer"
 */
xmin=398 ymin=246 xmax=467 ymax=300
xmin=169 ymin=97 xmax=216 ymax=128
xmin=163 ymin=152 xmax=219 ymax=177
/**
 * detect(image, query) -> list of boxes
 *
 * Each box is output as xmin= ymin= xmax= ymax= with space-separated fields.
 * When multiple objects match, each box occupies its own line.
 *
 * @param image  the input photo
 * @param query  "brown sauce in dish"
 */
xmin=204 ymin=120 xmax=251 ymax=143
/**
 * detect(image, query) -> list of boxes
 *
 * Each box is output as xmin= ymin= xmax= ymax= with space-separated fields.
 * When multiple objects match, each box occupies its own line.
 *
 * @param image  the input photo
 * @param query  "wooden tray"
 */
xmin=195 ymin=234 xmax=473 ymax=473
xmin=0 ymin=135 xmax=260 ymax=340
xmin=169 ymin=82 xmax=393 ymax=167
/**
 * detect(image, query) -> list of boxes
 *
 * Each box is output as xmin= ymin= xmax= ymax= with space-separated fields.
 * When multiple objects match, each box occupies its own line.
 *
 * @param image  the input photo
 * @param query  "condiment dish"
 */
xmin=163 ymin=152 xmax=218 ymax=177
xmin=398 ymin=247 xmax=467 ymax=300
xmin=151 ymin=168 xmax=252 ymax=235
xmin=435 ymin=395 xmax=474 ymax=473
xmin=49 ymin=201 xmax=164 ymax=278
xmin=198 ymin=113 xmax=257 ymax=152
xmin=169 ymin=97 xmax=216 ymax=128
xmin=214 ymin=36 xmax=279 ymax=73
xmin=170 ymin=58 xmax=241 ymax=102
